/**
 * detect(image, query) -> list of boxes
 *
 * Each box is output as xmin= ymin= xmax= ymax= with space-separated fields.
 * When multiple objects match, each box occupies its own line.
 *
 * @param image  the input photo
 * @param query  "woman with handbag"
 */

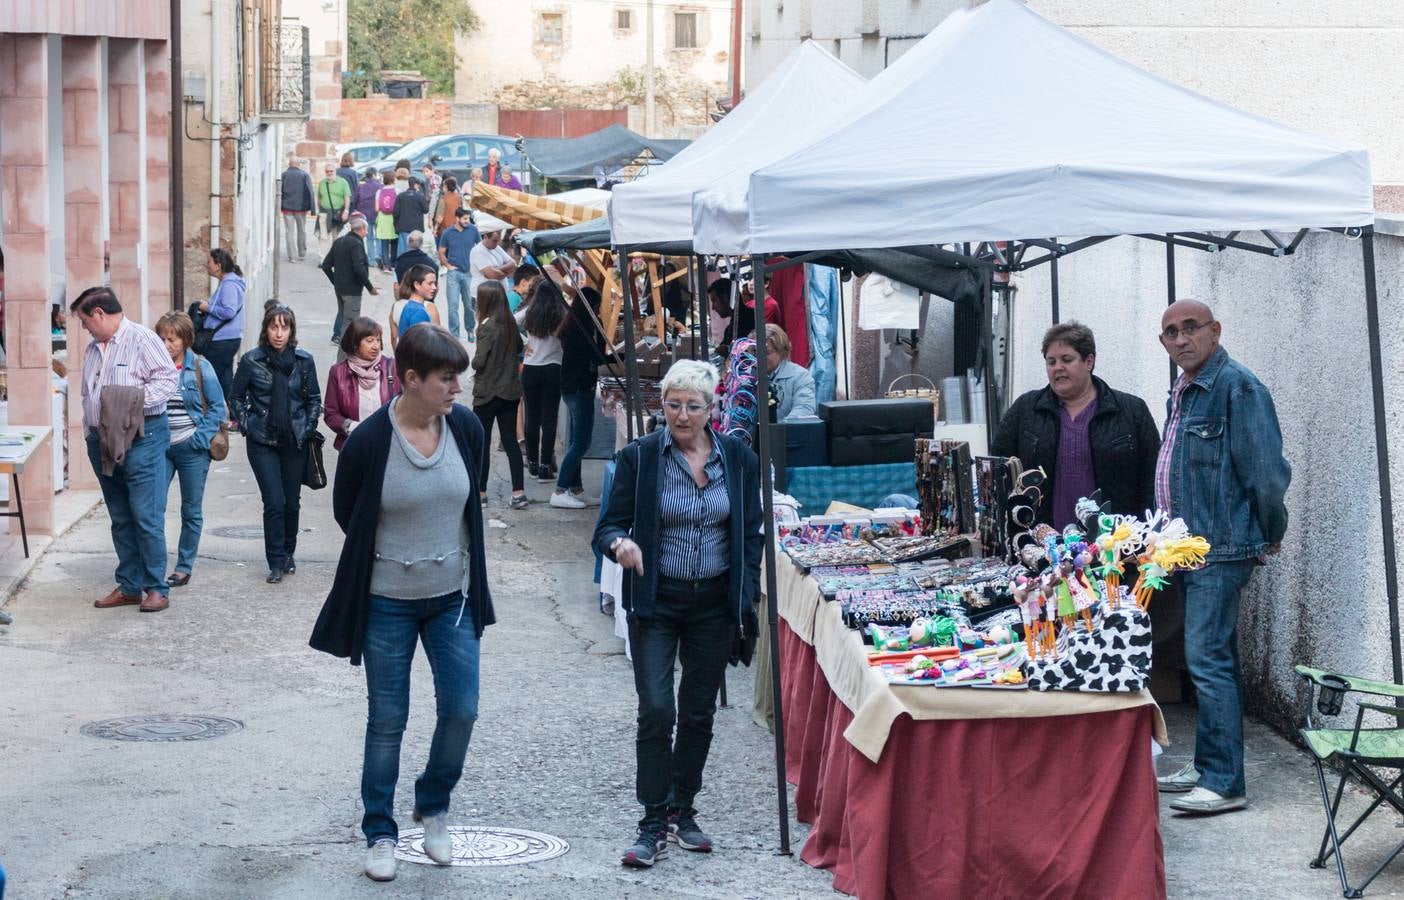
xmin=325 ymin=316 xmax=400 ymax=451
xmin=231 ymin=305 xmax=324 ymax=584
xmin=193 ymin=248 xmax=245 ymax=414
xmin=470 ymin=281 xmax=527 ymax=510
xmin=154 ymin=311 xmax=228 ymax=591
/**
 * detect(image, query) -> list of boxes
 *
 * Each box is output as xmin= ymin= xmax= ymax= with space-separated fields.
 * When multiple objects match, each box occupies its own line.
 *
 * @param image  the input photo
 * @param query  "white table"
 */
xmin=0 ymin=426 xmax=54 ymax=557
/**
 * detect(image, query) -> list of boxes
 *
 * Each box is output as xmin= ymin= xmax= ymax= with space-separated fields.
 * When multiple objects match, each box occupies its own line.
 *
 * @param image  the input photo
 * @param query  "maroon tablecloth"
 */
xmin=780 ymin=619 xmax=1167 ymax=899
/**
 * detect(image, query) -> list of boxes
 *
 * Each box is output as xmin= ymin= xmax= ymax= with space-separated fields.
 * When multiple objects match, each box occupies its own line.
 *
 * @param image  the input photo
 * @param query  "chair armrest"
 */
xmin=1296 ymin=665 xmax=1404 ymax=699
xmin=1358 ymin=702 xmax=1404 ymax=718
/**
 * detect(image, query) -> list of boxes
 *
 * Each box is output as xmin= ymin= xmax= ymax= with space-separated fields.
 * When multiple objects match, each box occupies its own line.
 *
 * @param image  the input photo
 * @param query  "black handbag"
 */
xmin=188 ymin=302 xmax=217 ymax=355
xmin=298 ymin=357 xmax=328 ymax=489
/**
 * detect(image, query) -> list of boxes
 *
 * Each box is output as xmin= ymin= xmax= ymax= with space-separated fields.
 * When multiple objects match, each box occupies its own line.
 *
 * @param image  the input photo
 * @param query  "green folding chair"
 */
xmin=1296 ymin=665 xmax=1404 ymax=898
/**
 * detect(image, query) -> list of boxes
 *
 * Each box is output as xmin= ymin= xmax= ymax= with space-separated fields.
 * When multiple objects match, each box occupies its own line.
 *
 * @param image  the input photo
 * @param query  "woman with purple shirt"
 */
xmin=354 ymin=170 xmax=384 ymax=268
xmin=990 ymin=321 xmax=1160 ymax=529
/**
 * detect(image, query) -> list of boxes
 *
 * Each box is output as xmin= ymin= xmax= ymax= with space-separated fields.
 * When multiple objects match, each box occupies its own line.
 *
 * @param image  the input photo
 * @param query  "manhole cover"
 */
xmin=395 ymin=826 xmax=569 ymax=867
xmin=80 ymin=714 xmax=244 ymax=742
xmin=208 ymin=525 xmax=266 ymax=540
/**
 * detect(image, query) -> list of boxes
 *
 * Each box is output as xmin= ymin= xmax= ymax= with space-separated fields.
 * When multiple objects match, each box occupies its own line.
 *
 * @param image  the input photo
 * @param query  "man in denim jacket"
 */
xmin=1153 ymin=299 xmax=1291 ymax=814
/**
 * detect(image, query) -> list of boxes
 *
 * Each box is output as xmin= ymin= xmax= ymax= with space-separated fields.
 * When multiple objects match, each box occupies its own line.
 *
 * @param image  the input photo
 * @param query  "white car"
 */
xmin=339 ymin=142 xmax=401 ymax=167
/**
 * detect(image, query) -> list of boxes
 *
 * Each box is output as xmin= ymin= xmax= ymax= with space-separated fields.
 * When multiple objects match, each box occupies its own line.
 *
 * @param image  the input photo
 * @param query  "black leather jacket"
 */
xmin=990 ymin=375 xmax=1160 ymax=524
xmin=231 ymin=346 xmax=323 ymax=448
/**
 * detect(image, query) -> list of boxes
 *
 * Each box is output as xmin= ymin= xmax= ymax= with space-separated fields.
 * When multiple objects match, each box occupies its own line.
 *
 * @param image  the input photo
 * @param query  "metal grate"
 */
xmin=264 ymin=23 xmax=310 ymax=120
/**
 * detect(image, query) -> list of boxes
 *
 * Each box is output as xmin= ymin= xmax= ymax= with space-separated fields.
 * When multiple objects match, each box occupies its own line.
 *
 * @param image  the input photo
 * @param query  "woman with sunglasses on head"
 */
xmin=230 ymin=305 xmax=323 ymax=584
xmin=991 ymin=321 xmax=1160 ymax=529
xmin=592 ymin=359 xmax=763 ymax=869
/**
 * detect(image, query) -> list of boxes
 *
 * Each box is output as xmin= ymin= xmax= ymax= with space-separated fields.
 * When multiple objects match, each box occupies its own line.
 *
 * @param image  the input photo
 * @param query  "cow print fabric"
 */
xmin=1027 ymin=607 xmax=1152 ymax=693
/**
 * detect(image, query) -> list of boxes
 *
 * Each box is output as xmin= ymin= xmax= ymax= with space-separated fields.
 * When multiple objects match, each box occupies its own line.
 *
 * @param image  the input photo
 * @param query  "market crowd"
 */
xmin=66 ymin=160 xmax=1285 ymax=879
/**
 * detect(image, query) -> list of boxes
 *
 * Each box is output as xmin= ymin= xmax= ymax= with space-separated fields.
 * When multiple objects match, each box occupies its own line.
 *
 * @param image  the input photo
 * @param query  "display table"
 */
xmin=784 ymin=462 xmax=917 ymax=512
xmin=773 ymin=555 xmax=1168 ymax=899
xmin=0 ymin=426 xmax=53 ymax=557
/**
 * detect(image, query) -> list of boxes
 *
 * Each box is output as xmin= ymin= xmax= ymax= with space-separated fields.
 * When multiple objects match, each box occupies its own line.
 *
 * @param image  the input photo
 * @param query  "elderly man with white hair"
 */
xmin=392 ymin=229 xmax=440 ymax=283
xmin=279 ymin=153 xmax=315 ymax=262
xmin=593 ymin=359 xmax=764 ymax=869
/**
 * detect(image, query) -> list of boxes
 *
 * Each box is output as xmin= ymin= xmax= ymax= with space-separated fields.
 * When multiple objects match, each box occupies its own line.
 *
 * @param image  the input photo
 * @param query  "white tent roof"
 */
xmin=609 ymin=41 xmax=865 ymax=248
xmin=694 ymin=0 xmax=1373 ymax=255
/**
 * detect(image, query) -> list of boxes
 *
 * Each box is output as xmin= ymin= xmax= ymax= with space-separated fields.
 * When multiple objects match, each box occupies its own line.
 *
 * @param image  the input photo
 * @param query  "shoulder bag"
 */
xmin=193 ymin=356 xmax=230 ymax=461
xmin=299 ymin=356 xmax=328 ymax=490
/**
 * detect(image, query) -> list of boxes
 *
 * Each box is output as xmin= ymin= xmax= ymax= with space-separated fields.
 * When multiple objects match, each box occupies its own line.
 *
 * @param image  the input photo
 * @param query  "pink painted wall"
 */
xmin=0 ymin=0 xmax=170 ymax=40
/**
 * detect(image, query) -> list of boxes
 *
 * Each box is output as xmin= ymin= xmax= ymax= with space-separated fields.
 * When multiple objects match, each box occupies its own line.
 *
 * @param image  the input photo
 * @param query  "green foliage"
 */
xmin=345 ymin=0 xmax=479 ymax=98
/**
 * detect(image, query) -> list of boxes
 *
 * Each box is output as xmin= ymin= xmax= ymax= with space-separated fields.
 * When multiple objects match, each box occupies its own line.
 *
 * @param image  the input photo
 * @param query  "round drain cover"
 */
xmin=395 ymin=826 xmax=569 ymax=867
xmin=80 ymin=714 xmax=244 ymax=742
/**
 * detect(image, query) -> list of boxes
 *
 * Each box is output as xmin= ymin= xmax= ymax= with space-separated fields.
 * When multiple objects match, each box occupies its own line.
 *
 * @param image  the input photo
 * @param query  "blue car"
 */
xmin=372 ymin=134 xmax=528 ymax=189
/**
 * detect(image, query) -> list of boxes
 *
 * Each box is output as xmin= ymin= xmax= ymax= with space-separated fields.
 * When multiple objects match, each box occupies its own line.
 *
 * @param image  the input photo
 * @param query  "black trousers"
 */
xmin=246 ymin=438 xmax=303 ymax=570
xmin=521 ymin=363 xmax=561 ymax=469
xmin=204 ymin=338 xmax=241 ymax=408
xmin=473 ymin=396 xmax=525 ymax=491
xmin=628 ymin=574 xmax=735 ymax=827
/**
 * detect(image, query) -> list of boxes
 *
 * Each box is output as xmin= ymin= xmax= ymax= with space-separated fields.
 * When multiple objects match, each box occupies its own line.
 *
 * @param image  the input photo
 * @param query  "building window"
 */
xmin=674 ymin=11 xmax=698 ymax=49
xmin=540 ymin=13 xmax=564 ymax=45
xmin=616 ymin=8 xmax=632 ymax=31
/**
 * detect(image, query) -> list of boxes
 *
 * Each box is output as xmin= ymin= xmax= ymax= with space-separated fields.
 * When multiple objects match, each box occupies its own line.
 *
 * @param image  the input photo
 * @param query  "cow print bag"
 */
xmin=1027 ymin=607 xmax=1152 ymax=693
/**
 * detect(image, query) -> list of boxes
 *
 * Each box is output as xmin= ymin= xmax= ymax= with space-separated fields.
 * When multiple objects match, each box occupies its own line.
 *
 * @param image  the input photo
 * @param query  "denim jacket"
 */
xmin=178 ymin=349 xmax=228 ymax=452
xmin=1166 ymin=346 xmax=1291 ymax=562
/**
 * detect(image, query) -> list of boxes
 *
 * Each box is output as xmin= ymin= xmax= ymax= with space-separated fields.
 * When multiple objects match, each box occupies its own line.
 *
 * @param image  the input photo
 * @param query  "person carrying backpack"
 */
xmin=374 ymin=172 xmax=398 ymax=271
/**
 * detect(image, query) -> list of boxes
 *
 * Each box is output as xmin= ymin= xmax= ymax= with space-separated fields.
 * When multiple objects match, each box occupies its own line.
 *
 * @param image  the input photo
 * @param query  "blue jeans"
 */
xmin=361 ymin=592 xmax=480 ymax=846
xmin=86 ymin=418 xmax=170 ymax=596
xmin=556 ymin=386 xmax=595 ymax=492
xmin=165 ymin=438 xmax=211 ymax=575
xmin=1181 ymin=559 xmax=1256 ymax=798
xmin=396 ymin=232 xmax=410 ymax=258
xmin=629 ymin=576 xmax=734 ymax=825
xmin=443 ymin=268 xmax=473 ymax=338
xmin=245 ymin=438 xmax=303 ymax=571
xmin=364 ymin=233 xmax=380 ymax=267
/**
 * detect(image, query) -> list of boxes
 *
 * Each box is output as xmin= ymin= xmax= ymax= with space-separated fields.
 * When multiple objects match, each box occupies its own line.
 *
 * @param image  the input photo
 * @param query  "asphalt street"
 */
xmin=2 ymin=253 xmax=1404 ymax=899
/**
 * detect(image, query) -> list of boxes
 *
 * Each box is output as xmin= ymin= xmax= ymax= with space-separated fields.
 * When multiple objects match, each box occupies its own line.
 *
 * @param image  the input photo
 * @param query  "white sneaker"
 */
xmin=414 ymin=810 xmax=453 ymax=864
xmin=1168 ymin=786 xmax=1247 ymax=815
xmin=1156 ymin=760 xmax=1200 ymax=793
xmin=550 ymin=491 xmax=587 ymax=509
xmin=364 ymin=838 xmax=398 ymax=881
xmin=570 ymin=490 xmax=601 ymax=508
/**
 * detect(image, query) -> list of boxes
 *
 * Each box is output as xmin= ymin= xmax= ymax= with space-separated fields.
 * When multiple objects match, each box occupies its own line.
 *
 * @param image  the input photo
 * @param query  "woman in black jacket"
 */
xmin=592 ymin=359 xmax=763 ymax=868
xmin=230 ymin=305 xmax=323 ymax=583
xmin=309 ymin=324 xmax=494 ymax=883
xmin=549 ymin=283 xmax=608 ymax=509
xmin=990 ymin=321 xmax=1160 ymax=528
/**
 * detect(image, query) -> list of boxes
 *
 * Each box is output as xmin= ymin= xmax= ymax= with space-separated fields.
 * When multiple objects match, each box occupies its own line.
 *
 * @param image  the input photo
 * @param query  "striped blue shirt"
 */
xmin=657 ymin=429 xmax=730 ymax=580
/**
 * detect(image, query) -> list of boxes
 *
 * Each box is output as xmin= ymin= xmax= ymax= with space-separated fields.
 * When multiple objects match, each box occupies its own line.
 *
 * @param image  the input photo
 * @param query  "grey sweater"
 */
xmin=369 ymin=400 xmax=473 ymax=599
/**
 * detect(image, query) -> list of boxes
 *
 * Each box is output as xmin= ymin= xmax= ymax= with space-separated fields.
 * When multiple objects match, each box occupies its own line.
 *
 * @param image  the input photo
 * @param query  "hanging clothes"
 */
xmin=806 ymin=264 xmax=840 ymax=404
xmin=767 ymin=257 xmax=809 ymax=366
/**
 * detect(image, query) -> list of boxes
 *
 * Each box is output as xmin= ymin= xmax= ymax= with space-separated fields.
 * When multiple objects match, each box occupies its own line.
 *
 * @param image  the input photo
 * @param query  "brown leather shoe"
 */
xmin=139 ymin=591 xmax=170 ymax=613
xmin=95 ymin=588 xmax=141 ymax=609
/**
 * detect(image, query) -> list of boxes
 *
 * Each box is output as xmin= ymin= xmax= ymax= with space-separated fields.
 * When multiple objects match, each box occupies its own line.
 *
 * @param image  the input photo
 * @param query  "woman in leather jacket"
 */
xmin=230 ymin=305 xmax=323 ymax=583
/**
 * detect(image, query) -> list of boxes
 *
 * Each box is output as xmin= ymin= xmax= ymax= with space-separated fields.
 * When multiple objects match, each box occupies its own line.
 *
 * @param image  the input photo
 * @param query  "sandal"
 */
xmin=168 ymin=572 xmax=192 ymax=588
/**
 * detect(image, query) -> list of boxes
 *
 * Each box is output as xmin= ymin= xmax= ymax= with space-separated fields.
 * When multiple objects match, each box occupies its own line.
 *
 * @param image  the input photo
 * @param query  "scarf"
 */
xmin=265 ymin=344 xmax=299 ymax=441
xmin=346 ymin=354 xmax=381 ymax=392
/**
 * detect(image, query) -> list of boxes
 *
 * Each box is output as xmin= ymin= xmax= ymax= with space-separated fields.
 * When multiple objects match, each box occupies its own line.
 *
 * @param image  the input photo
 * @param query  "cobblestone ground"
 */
xmin=5 ymin=258 xmax=1404 ymax=899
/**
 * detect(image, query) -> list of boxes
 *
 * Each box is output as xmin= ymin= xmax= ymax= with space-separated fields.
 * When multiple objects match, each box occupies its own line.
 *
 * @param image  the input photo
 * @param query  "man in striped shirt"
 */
xmin=73 ymin=286 xmax=180 ymax=613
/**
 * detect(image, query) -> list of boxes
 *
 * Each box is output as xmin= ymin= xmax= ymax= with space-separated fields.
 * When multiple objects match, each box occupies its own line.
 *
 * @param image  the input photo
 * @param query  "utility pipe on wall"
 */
xmin=209 ymin=0 xmax=223 ymax=288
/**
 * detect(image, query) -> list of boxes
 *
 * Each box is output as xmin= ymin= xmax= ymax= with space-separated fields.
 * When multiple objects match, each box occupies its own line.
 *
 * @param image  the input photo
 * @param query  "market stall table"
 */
xmin=773 ymin=554 xmax=1168 ymax=899
xmin=0 ymin=426 xmax=52 ymax=558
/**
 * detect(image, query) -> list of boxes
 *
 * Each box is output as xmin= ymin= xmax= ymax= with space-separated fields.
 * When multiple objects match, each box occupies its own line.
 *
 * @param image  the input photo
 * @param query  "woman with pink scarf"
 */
xmin=324 ymin=316 xmax=401 ymax=450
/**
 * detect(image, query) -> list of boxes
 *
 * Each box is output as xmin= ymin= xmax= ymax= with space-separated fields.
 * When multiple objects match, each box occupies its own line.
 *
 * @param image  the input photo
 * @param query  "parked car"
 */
xmin=371 ymin=134 xmax=529 ymax=188
xmin=339 ymin=142 xmax=401 ymax=166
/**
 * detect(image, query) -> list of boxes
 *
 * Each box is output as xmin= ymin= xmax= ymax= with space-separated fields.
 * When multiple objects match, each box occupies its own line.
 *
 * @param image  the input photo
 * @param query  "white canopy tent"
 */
xmin=609 ymin=41 xmax=865 ymax=248
xmin=694 ymin=0 xmax=1373 ymax=254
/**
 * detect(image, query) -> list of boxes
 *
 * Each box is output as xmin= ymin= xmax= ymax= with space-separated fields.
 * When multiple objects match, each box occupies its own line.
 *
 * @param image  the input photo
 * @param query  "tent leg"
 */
xmin=1050 ymin=250 xmax=1060 ymax=325
xmin=696 ymin=254 xmax=710 ymax=360
xmin=619 ymin=249 xmax=643 ymax=440
xmin=1361 ymin=228 xmax=1404 ymax=685
xmin=752 ymin=256 xmax=793 ymax=856
xmin=1166 ymin=237 xmax=1177 ymax=389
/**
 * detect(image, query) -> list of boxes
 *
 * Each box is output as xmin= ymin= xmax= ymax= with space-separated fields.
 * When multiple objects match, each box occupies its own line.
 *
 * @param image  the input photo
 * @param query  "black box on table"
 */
xmin=820 ymin=399 xmax=934 ymax=466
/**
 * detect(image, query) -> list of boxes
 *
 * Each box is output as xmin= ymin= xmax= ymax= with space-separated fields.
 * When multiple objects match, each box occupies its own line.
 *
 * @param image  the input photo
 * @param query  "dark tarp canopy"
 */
xmin=518 ymin=217 xmax=982 ymax=306
xmin=522 ymin=125 xmax=691 ymax=181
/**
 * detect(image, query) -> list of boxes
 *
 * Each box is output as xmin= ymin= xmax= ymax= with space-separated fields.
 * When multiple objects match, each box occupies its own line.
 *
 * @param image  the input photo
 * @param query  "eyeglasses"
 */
xmin=664 ymin=400 xmax=710 ymax=416
xmin=1160 ymin=319 xmax=1212 ymax=341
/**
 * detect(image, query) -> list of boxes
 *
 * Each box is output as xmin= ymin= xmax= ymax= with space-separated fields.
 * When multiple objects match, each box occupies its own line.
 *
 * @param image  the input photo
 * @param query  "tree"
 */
xmin=345 ymin=0 xmax=479 ymax=98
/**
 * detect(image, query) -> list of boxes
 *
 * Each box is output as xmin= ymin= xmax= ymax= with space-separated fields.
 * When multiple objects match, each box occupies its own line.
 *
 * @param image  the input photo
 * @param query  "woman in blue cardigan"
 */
xmin=309 ymin=324 xmax=495 ymax=883
xmin=593 ymin=359 xmax=763 ymax=869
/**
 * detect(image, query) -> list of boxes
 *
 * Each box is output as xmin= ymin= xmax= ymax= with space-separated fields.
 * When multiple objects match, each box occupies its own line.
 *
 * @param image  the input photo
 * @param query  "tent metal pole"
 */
xmin=695 ymin=254 xmax=709 ymax=360
xmin=752 ymin=256 xmax=793 ymax=856
xmin=619 ymin=248 xmax=643 ymax=440
xmin=1166 ymin=237 xmax=1177 ymax=390
xmin=981 ymin=270 xmax=996 ymax=446
xmin=1360 ymin=227 xmax=1404 ymax=685
xmin=1050 ymin=250 xmax=1061 ymax=324
xmin=839 ymin=277 xmax=851 ymax=399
